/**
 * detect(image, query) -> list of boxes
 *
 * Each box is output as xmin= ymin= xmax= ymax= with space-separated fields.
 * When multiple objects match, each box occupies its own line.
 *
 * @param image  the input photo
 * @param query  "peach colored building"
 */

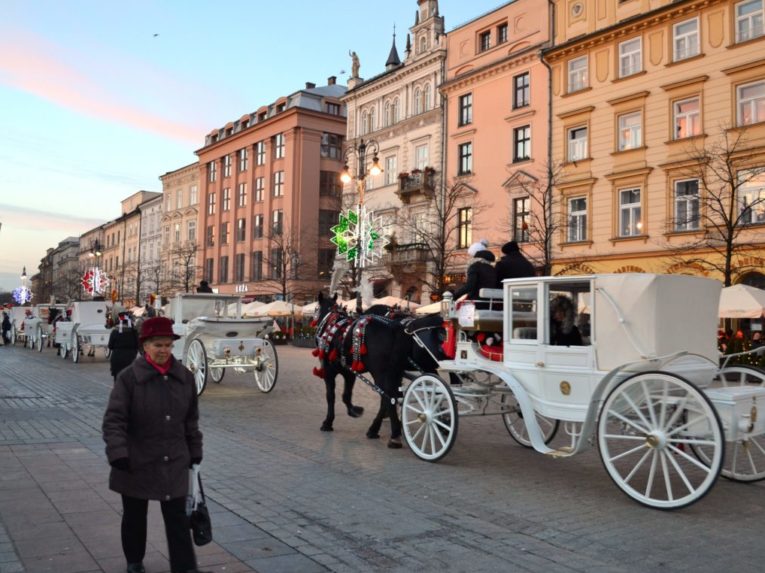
xmin=442 ymin=0 xmax=552 ymax=273
xmin=195 ymin=78 xmax=346 ymax=303
xmin=545 ymin=0 xmax=765 ymax=284
xmin=159 ymin=163 xmax=200 ymax=297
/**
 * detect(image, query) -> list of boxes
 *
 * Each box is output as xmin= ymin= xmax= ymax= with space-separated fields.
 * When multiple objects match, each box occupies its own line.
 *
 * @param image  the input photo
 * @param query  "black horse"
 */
xmin=312 ymin=293 xmax=446 ymax=448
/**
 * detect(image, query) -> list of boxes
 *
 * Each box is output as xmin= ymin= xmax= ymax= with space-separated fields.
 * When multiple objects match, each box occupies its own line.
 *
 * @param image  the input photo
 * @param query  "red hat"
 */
xmin=139 ymin=316 xmax=180 ymax=343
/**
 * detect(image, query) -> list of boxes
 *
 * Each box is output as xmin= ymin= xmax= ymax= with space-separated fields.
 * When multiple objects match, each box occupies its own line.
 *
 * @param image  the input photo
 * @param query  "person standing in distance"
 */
xmin=102 ymin=317 xmax=210 ymax=573
xmin=107 ymin=313 xmax=139 ymax=382
xmin=495 ymin=241 xmax=536 ymax=286
xmin=196 ymin=280 xmax=213 ymax=293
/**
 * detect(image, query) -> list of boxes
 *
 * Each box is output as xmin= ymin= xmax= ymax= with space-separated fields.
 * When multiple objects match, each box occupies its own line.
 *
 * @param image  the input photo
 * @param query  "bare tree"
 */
xmin=55 ymin=267 xmax=85 ymax=302
xmin=260 ymin=218 xmax=320 ymax=302
xmin=168 ymin=242 xmax=200 ymax=294
xmin=665 ymin=128 xmax=765 ymax=286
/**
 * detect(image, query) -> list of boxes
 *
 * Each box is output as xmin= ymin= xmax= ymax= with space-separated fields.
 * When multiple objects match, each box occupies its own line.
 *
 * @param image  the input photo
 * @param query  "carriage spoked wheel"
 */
xmin=36 ymin=328 xmax=44 ymax=352
xmin=59 ymin=342 xmax=68 ymax=359
xmin=688 ymin=365 xmax=765 ymax=482
xmin=499 ymin=393 xmax=560 ymax=448
xmin=210 ymin=368 xmax=225 ymax=384
xmin=185 ymin=339 xmax=208 ymax=396
xmin=253 ymin=340 xmax=278 ymax=393
xmin=71 ymin=336 xmax=80 ymax=363
xmin=597 ymin=371 xmax=724 ymax=510
xmin=402 ymin=374 xmax=458 ymax=462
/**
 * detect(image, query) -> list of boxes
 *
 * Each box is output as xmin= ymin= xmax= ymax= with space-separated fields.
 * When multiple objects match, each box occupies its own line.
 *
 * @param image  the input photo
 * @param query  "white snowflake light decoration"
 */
xmin=81 ymin=267 xmax=109 ymax=296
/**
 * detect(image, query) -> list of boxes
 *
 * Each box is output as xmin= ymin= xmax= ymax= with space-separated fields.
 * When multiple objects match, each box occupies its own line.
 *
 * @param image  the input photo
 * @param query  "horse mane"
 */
xmin=406 ymin=313 xmax=443 ymax=332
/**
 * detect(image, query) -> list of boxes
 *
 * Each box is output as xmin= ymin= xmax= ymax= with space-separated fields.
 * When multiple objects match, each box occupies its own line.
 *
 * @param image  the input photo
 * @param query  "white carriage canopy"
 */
xmin=718 ymin=284 xmax=765 ymax=318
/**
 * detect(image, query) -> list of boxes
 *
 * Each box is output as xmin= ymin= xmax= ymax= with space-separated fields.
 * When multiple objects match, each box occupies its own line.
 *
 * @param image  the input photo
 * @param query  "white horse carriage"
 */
xmin=55 ymin=301 xmax=111 ymax=362
xmin=25 ymin=304 xmax=68 ymax=352
xmin=167 ymin=293 xmax=279 ymax=396
xmin=402 ymin=273 xmax=765 ymax=509
xmin=8 ymin=307 xmax=31 ymax=346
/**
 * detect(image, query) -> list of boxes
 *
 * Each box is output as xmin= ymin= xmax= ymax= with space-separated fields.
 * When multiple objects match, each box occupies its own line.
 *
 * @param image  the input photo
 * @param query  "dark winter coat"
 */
xmin=495 ymin=251 xmax=535 ymax=286
xmin=107 ymin=326 xmax=139 ymax=378
xmin=102 ymin=356 xmax=203 ymax=501
xmin=454 ymin=252 xmax=497 ymax=300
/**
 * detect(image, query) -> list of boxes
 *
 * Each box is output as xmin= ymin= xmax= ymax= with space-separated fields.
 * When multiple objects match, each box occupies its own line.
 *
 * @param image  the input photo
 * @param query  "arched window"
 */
xmin=414 ymin=87 xmax=422 ymax=115
xmin=423 ymin=84 xmax=431 ymax=111
xmin=419 ymin=35 xmax=428 ymax=54
xmin=384 ymin=101 xmax=391 ymax=127
xmin=369 ymin=107 xmax=376 ymax=131
xmin=362 ymin=110 xmax=369 ymax=135
xmin=393 ymin=98 xmax=400 ymax=123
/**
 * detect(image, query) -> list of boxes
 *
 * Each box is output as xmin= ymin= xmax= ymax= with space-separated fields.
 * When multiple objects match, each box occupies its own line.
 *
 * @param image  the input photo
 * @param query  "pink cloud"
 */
xmin=0 ymin=203 xmax=105 ymax=234
xmin=0 ymin=31 xmax=204 ymax=144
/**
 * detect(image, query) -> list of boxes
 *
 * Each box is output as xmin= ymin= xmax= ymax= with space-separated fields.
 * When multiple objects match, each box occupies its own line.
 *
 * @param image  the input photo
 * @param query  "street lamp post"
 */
xmin=339 ymin=138 xmax=383 ymax=311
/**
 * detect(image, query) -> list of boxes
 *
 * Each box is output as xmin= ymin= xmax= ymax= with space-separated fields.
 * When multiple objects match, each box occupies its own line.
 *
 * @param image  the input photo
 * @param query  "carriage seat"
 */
xmin=460 ymin=288 xmax=503 ymax=332
xmin=512 ymin=327 xmax=537 ymax=340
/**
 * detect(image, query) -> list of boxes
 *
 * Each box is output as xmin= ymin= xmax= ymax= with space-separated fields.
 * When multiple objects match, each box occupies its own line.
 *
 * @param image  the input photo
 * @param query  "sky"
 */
xmin=0 ymin=0 xmax=507 ymax=294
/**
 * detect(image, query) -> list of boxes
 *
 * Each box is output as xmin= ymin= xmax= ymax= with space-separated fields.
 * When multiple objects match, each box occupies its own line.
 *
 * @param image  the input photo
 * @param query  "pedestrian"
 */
xmin=102 ymin=316 xmax=210 ymax=573
xmin=1 ymin=311 xmax=10 ymax=345
xmin=196 ymin=280 xmax=213 ymax=293
xmin=108 ymin=313 xmax=140 ymax=381
xmin=495 ymin=240 xmax=535 ymax=286
xmin=750 ymin=330 xmax=764 ymax=350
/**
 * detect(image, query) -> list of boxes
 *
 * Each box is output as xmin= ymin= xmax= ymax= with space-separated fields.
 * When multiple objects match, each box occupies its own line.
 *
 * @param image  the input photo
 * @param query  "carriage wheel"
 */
xmin=597 ymin=371 xmax=723 ymax=510
xmin=500 ymin=392 xmax=560 ymax=448
xmin=210 ymin=367 xmax=225 ymax=384
xmin=72 ymin=337 xmax=80 ymax=363
xmin=688 ymin=365 xmax=765 ymax=482
xmin=253 ymin=340 xmax=278 ymax=393
xmin=59 ymin=342 xmax=68 ymax=359
xmin=185 ymin=339 xmax=208 ymax=396
xmin=105 ymin=347 xmax=112 ymax=359
xmin=26 ymin=334 xmax=33 ymax=349
xmin=402 ymin=374 xmax=458 ymax=462
xmin=10 ymin=328 xmax=16 ymax=346
xmin=36 ymin=328 xmax=44 ymax=352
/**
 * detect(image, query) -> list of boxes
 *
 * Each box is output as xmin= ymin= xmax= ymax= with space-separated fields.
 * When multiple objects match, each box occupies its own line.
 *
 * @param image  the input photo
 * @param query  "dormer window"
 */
xmin=479 ymin=30 xmax=491 ymax=52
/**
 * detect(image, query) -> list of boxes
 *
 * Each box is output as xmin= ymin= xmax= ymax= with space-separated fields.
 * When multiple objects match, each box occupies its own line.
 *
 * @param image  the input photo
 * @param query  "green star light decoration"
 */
xmin=330 ymin=206 xmax=388 ymax=266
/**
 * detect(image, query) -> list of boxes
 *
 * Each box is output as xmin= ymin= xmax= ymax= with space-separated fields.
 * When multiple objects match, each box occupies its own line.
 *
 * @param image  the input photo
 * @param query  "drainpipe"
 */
xmin=439 ymin=44 xmax=448 ymax=297
xmin=540 ymin=0 xmax=556 ymax=276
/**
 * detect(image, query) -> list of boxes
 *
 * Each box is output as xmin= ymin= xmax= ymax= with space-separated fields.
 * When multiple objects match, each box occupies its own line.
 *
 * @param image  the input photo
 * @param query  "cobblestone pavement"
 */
xmin=1 ymin=342 xmax=764 ymax=573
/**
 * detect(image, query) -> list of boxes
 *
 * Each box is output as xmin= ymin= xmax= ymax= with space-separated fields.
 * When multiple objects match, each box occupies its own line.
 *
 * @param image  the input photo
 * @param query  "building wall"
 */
xmin=546 ymin=0 xmax=765 ymax=280
xmin=139 ymin=195 xmax=164 ymax=302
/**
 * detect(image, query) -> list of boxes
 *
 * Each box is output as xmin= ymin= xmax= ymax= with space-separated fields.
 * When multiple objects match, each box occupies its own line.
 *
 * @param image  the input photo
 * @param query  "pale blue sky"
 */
xmin=0 ymin=0 xmax=507 ymax=293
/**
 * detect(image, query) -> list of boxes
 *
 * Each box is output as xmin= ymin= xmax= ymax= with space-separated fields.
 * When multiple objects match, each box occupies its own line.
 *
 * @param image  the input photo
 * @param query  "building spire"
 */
xmin=385 ymin=25 xmax=401 ymax=69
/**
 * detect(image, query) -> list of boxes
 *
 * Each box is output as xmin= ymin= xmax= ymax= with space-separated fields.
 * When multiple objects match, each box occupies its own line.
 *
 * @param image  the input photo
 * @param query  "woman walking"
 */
xmin=107 ymin=313 xmax=139 ymax=381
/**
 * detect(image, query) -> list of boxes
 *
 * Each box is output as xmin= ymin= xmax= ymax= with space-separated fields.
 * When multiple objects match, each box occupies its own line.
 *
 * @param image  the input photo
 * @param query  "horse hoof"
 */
xmin=387 ymin=438 xmax=403 ymax=449
xmin=320 ymin=423 xmax=334 ymax=432
xmin=366 ymin=432 xmax=380 ymax=439
xmin=348 ymin=406 xmax=364 ymax=418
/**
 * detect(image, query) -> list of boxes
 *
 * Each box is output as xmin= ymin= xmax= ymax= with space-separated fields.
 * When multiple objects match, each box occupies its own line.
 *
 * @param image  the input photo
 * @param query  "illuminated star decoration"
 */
xmin=81 ymin=267 xmax=110 ymax=295
xmin=330 ymin=206 xmax=388 ymax=265
xmin=12 ymin=286 xmax=32 ymax=305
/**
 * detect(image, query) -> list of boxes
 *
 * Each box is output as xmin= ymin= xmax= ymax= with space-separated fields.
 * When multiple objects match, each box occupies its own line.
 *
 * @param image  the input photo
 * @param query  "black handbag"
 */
xmin=189 ymin=471 xmax=213 ymax=546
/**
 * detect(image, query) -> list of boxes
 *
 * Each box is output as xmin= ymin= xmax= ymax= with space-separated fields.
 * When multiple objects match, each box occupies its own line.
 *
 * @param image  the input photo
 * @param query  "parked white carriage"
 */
xmin=25 ymin=304 xmax=68 ymax=352
xmin=55 ymin=301 xmax=111 ymax=362
xmin=166 ymin=293 xmax=279 ymax=396
xmin=402 ymin=274 xmax=765 ymax=509
xmin=8 ymin=307 xmax=31 ymax=346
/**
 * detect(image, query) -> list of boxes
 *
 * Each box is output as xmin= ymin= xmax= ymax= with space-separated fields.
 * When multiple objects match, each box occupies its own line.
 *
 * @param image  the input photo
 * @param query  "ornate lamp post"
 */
xmin=12 ymin=266 xmax=33 ymax=305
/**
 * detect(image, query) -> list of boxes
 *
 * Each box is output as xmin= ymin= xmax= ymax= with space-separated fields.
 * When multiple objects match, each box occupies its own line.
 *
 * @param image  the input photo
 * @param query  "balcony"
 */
xmin=397 ymin=169 xmax=436 ymax=204
xmin=383 ymin=242 xmax=430 ymax=268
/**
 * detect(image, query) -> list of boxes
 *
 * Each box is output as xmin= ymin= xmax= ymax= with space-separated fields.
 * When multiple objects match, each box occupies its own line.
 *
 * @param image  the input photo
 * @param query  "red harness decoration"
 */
xmin=349 ymin=316 xmax=371 ymax=372
xmin=313 ymin=311 xmax=353 ymax=378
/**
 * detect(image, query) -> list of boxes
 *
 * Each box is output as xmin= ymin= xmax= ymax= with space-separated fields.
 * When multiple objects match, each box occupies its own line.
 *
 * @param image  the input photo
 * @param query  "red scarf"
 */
xmin=145 ymin=354 xmax=173 ymax=375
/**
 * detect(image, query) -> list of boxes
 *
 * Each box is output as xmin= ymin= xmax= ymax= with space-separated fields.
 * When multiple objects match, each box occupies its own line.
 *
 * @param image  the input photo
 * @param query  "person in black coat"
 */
xmin=495 ymin=241 xmax=536 ymax=286
xmin=108 ymin=314 xmax=139 ymax=381
xmin=550 ymin=295 xmax=583 ymax=346
xmin=454 ymin=248 xmax=497 ymax=301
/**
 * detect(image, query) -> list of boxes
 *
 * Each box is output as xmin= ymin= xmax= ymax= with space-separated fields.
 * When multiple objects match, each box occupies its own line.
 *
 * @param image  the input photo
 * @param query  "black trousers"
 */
xmin=121 ymin=495 xmax=196 ymax=573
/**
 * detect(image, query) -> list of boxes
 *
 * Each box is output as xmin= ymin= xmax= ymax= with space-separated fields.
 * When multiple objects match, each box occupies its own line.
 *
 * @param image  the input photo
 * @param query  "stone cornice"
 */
xmin=660 ymin=75 xmax=710 ymax=91
xmin=440 ymin=45 xmax=546 ymax=94
xmin=607 ymin=91 xmax=650 ymax=106
xmin=557 ymin=105 xmax=595 ymax=120
xmin=722 ymin=57 xmax=765 ymax=76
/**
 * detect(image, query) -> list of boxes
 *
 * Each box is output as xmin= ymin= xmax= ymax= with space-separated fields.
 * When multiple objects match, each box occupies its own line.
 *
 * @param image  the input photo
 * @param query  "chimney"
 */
xmin=327 ymin=75 xmax=336 ymax=85
xmin=305 ymin=81 xmax=316 ymax=89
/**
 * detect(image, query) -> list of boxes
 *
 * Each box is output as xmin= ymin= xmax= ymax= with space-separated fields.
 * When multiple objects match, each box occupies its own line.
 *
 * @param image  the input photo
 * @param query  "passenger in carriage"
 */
xmin=453 ymin=240 xmax=497 ymax=304
xmin=495 ymin=241 xmax=535 ymax=285
xmin=549 ymin=295 xmax=583 ymax=346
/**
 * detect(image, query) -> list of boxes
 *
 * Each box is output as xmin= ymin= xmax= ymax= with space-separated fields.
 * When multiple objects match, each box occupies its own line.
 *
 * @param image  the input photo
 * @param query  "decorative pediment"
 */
xmin=502 ymin=170 xmax=538 ymax=189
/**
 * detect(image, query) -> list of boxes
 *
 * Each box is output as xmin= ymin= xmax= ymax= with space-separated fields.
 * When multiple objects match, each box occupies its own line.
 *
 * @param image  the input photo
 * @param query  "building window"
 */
xmin=273 ymin=133 xmax=285 ymax=159
xmin=273 ymin=171 xmax=284 ymax=197
xmin=673 ymin=18 xmax=699 ymax=61
xmin=423 ymin=85 xmax=431 ymax=111
xmin=236 ymin=218 xmax=246 ymax=242
xmin=272 ymin=210 xmax=283 ymax=235
xmin=568 ymin=57 xmax=588 ymax=93
xmin=187 ymin=221 xmax=196 ymax=242
xmin=737 ymin=80 xmax=765 ymax=126
xmin=414 ymin=88 xmax=422 ymax=115
xmin=319 ymin=210 xmax=339 ymax=236
xmin=237 ymin=182 xmax=247 ymax=207
xmin=219 ymin=256 xmax=229 ymax=283
xmin=176 ymin=190 xmax=182 ymax=209
xmin=498 ymin=23 xmax=508 ymax=44
xmin=253 ymin=214 xmax=264 ymax=239
xmin=738 ymin=168 xmax=765 ymax=224
xmin=318 ymin=249 xmax=334 ymax=278
xmin=238 ymin=148 xmax=248 ymax=171
xmin=222 ymin=188 xmax=231 ymax=211
xmin=251 ymin=251 xmax=263 ymax=280
xmin=567 ymin=126 xmax=588 ymax=162
xmin=458 ymin=142 xmax=473 ymax=175
xmin=457 ymin=207 xmax=472 ymax=249
xmin=736 ymin=0 xmax=764 ymax=42
xmin=271 ymin=248 xmax=283 ymax=279
xmin=513 ymin=197 xmax=530 ymax=242
xmin=415 ymin=145 xmax=429 ymax=170
xmin=384 ymin=156 xmax=397 ymax=186
xmin=256 ymin=141 xmax=266 ymax=165
xmin=223 ymin=155 xmax=232 ymax=177
xmin=174 ymin=222 xmax=181 ymax=243
xmin=255 ymin=177 xmax=264 ymax=202
xmin=674 ymin=179 xmax=700 ymax=231
xmin=513 ymin=73 xmax=530 ymax=108
xmin=513 ymin=126 xmax=531 ymax=162
xmin=458 ymin=93 xmax=473 ymax=126
xmin=206 ymin=225 xmax=214 ymax=247
xmin=204 ymin=258 xmax=213 ymax=282
xmin=190 ymin=185 xmax=198 ymax=205
xmin=362 ymin=110 xmax=370 ymax=134
xmin=479 ymin=30 xmax=491 ymax=52
xmin=320 ymin=171 xmax=341 ymax=196
xmin=619 ymin=37 xmax=642 ymax=78
xmin=207 ymin=192 xmax=216 ymax=215
xmin=568 ymin=197 xmax=588 ymax=242
xmin=619 ymin=188 xmax=642 ymax=236
xmin=326 ymin=102 xmax=341 ymax=115
xmin=235 ymin=253 xmax=245 ymax=282
xmin=220 ymin=222 xmax=229 ymax=245
xmin=674 ymin=97 xmax=701 ymax=139
xmin=618 ymin=111 xmax=642 ymax=151
xmin=320 ymin=133 xmax=343 ymax=159
xmin=207 ymin=161 xmax=216 ymax=182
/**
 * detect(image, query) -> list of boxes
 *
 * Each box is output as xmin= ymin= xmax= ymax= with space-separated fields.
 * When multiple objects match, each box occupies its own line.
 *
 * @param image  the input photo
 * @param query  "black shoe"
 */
xmin=127 ymin=563 xmax=145 ymax=573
